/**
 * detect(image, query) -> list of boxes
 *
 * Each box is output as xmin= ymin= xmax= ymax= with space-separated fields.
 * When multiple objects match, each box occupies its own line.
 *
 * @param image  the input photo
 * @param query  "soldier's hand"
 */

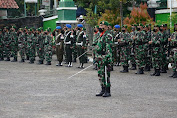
xmin=118 ymin=39 xmax=121 ymax=42
xmin=39 ymin=48 xmax=41 ymax=50
xmin=82 ymin=46 xmax=85 ymax=49
xmin=149 ymin=41 xmax=153 ymax=44
xmin=168 ymin=38 xmax=171 ymax=41
xmin=133 ymin=36 xmax=136 ymax=40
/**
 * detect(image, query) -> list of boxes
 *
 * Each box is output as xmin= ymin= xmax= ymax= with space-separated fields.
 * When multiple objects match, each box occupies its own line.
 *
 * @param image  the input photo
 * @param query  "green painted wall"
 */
xmin=43 ymin=18 xmax=58 ymax=31
xmin=58 ymin=9 xmax=76 ymax=20
xmin=155 ymin=13 xmax=169 ymax=23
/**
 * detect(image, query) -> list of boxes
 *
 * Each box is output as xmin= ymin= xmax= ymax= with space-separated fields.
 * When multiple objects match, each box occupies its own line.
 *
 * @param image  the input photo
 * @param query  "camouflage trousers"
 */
xmin=135 ymin=45 xmax=145 ymax=68
xmin=19 ymin=47 xmax=25 ymax=60
xmin=11 ymin=46 xmax=18 ymax=58
xmin=29 ymin=48 xmax=35 ymax=61
xmin=96 ymin=57 xmax=111 ymax=87
xmin=45 ymin=45 xmax=52 ymax=62
xmin=0 ymin=48 xmax=3 ymax=59
xmin=37 ymin=47 xmax=44 ymax=61
xmin=169 ymin=50 xmax=177 ymax=72
xmin=113 ymin=46 xmax=120 ymax=64
xmin=161 ymin=52 xmax=168 ymax=69
xmin=152 ymin=47 xmax=162 ymax=69
xmin=120 ymin=46 xmax=130 ymax=66
xmin=4 ymin=46 xmax=11 ymax=58
xmin=77 ymin=46 xmax=86 ymax=64
xmin=56 ymin=46 xmax=64 ymax=62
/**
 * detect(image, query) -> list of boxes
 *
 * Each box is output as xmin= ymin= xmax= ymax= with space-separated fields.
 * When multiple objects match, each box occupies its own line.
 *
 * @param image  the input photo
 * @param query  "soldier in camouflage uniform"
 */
xmin=0 ymin=29 xmax=4 ymax=61
xmin=72 ymin=28 xmax=77 ymax=63
xmin=36 ymin=28 xmax=45 ymax=64
xmin=3 ymin=27 xmax=11 ymax=61
xmin=92 ymin=25 xmax=100 ymax=70
xmin=160 ymin=24 xmax=170 ymax=73
xmin=44 ymin=29 xmax=53 ymax=65
xmin=118 ymin=25 xmax=130 ymax=73
xmin=133 ymin=24 xmax=146 ymax=74
xmin=149 ymin=25 xmax=164 ymax=76
xmin=10 ymin=26 xmax=18 ymax=62
xmin=129 ymin=24 xmax=137 ymax=70
xmin=113 ymin=25 xmax=121 ymax=66
xmin=18 ymin=28 xmax=26 ymax=62
xmin=168 ymin=23 xmax=177 ymax=78
xmin=54 ymin=26 xmax=64 ymax=66
xmin=108 ymin=23 xmax=114 ymax=71
xmin=76 ymin=24 xmax=87 ymax=69
xmin=24 ymin=27 xmax=29 ymax=60
xmin=95 ymin=21 xmax=113 ymax=97
xmin=27 ymin=29 xmax=36 ymax=64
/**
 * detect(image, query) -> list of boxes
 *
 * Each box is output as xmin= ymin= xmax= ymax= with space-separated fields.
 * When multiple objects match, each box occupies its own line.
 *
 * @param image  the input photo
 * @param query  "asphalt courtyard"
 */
xmin=1 ymin=56 xmax=177 ymax=118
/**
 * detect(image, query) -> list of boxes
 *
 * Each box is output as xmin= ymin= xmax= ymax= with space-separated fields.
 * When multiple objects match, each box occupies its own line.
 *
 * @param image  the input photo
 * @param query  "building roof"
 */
xmin=0 ymin=0 xmax=19 ymax=9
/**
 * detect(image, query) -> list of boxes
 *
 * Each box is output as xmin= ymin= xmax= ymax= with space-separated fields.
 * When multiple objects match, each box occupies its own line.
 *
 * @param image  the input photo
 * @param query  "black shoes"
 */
xmin=151 ymin=69 xmax=160 ymax=76
xmin=129 ymin=64 xmax=136 ymax=70
xmin=19 ymin=59 xmax=25 ymax=63
xmin=45 ymin=61 xmax=51 ymax=65
xmin=120 ymin=66 xmax=129 ymax=73
xmin=169 ymin=71 xmax=177 ymax=78
xmin=96 ymin=87 xmax=111 ymax=97
xmin=11 ymin=57 xmax=17 ymax=62
xmin=144 ymin=65 xmax=151 ymax=71
xmin=135 ymin=68 xmax=144 ymax=74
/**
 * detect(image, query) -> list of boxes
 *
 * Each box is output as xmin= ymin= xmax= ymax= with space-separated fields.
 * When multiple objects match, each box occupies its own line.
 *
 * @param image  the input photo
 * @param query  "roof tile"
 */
xmin=0 ymin=0 xmax=19 ymax=9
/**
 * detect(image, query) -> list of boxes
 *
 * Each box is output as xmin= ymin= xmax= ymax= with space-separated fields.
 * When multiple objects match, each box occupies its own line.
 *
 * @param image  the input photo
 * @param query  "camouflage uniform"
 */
xmin=119 ymin=31 xmax=130 ymax=72
xmin=169 ymin=31 xmax=177 ymax=78
xmin=0 ymin=30 xmax=4 ymax=60
xmin=95 ymin=30 xmax=113 ymax=97
xmin=151 ymin=30 xmax=164 ymax=76
xmin=134 ymin=30 xmax=146 ymax=74
xmin=3 ymin=31 xmax=11 ymax=61
xmin=36 ymin=32 xmax=45 ymax=64
xmin=44 ymin=33 xmax=53 ymax=65
xmin=27 ymin=33 xmax=36 ymax=63
xmin=9 ymin=31 xmax=18 ymax=62
xmin=18 ymin=32 xmax=26 ymax=62
xmin=113 ymin=31 xmax=121 ymax=66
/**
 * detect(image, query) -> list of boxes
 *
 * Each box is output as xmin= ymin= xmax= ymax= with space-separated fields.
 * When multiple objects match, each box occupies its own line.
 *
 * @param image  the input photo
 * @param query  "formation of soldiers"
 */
xmin=93 ymin=21 xmax=177 ymax=97
xmin=1 ymin=22 xmax=177 ymax=97
xmin=0 ymin=24 xmax=88 ymax=67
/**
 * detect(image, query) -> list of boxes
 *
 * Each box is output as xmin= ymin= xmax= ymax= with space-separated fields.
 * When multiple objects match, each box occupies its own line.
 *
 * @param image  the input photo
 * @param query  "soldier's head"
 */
xmin=114 ymin=25 xmax=120 ymax=32
xmin=10 ymin=26 xmax=16 ymax=32
xmin=56 ymin=26 xmax=62 ymax=33
xmin=28 ymin=29 xmax=32 ymax=34
xmin=153 ymin=25 xmax=159 ymax=32
xmin=3 ymin=26 xmax=8 ymax=32
xmin=137 ymin=24 xmax=143 ymax=31
xmin=66 ymin=24 xmax=71 ymax=31
xmin=159 ymin=25 xmax=164 ymax=32
xmin=163 ymin=24 xmax=167 ymax=30
xmin=99 ymin=21 xmax=109 ymax=33
xmin=174 ymin=23 xmax=177 ymax=31
xmin=94 ymin=25 xmax=99 ymax=33
xmin=77 ymin=24 xmax=83 ymax=31
xmin=131 ymin=24 xmax=136 ymax=31
xmin=143 ymin=25 xmax=149 ymax=32
xmin=19 ymin=28 xmax=23 ymax=33
xmin=122 ymin=25 xmax=127 ymax=32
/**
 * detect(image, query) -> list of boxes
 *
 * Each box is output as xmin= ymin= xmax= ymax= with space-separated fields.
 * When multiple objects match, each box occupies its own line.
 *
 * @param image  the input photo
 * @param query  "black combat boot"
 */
xmin=11 ymin=57 xmax=17 ymax=62
xmin=0 ymin=57 xmax=4 ymax=61
xmin=155 ymin=69 xmax=160 ymax=76
xmin=129 ymin=64 xmax=136 ymax=70
xmin=111 ymin=65 xmax=114 ymax=71
xmin=160 ymin=68 xmax=167 ymax=73
xmin=29 ymin=59 xmax=34 ymax=64
xmin=135 ymin=68 xmax=144 ymax=74
xmin=102 ymin=87 xmax=111 ymax=97
xmin=45 ymin=61 xmax=51 ymax=65
xmin=96 ymin=86 xmax=105 ymax=96
xmin=151 ymin=69 xmax=157 ymax=76
xmin=172 ymin=71 xmax=177 ymax=78
xmin=170 ymin=71 xmax=176 ymax=77
xmin=26 ymin=56 xmax=29 ymax=60
xmin=56 ymin=62 xmax=62 ymax=66
xmin=120 ymin=66 xmax=129 ymax=73
xmin=5 ymin=57 xmax=10 ymax=61
xmin=80 ymin=63 xmax=84 ymax=69
xmin=144 ymin=65 xmax=151 ymax=71
xmin=20 ymin=59 xmax=25 ymax=63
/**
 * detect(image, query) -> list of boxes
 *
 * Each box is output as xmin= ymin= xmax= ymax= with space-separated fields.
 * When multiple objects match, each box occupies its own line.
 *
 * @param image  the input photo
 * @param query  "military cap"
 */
xmin=155 ymin=25 xmax=160 ymax=27
xmin=77 ymin=24 xmax=83 ymax=28
xmin=66 ymin=24 xmax=72 ymax=28
xmin=12 ymin=26 xmax=16 ymax=29
xmin=19 ymin=28 xmax=23 ymax=30
xmin=108 ymin=23 xmax=113 ymax=27
xmin=56 ymin=26 xmax=62 ymax=29
xmin=95 ymin=25 xmax=99 ymax=29
xmin=100 ymin=21 xmax=109 ymax=26
xmin=28 ymin=29 xmax=32 ymax=31
xmin=114 ymin=25 xmax=120 ymax=29
xmin=137 ymin=23 xmax=143 ymax=27
xmin=47 ymin=27 xmax=51 ymax=31
xmin=24 ymin=26 xmax=28 ymax=29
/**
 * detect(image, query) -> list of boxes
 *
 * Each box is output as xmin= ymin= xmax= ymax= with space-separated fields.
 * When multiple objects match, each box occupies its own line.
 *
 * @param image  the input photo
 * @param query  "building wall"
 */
xmin=155 ymin=13 xmax=169 ymax=23
xmin=43 ymin=17 xmax=58 ymax=31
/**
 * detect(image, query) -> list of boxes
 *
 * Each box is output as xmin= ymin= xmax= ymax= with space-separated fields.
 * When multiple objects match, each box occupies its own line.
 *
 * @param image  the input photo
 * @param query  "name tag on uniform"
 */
xmin=70 ymin=35 xmax=74 ymax=38
xmin=83 ymin=35 xmax=86 ymax=38
xmin=61 ymin=36 xmax=64 ymax=39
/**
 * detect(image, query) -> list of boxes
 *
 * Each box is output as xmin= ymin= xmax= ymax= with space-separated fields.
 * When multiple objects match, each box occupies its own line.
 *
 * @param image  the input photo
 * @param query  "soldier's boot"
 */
xmin=0 ymin=57 xmax=4 ymax=61
xmin=69 ymin=62 xmax=73 ymax=67
xmin=172 ymin=71 xmax=177 ymax=78
xmin=11 ymin=57 xmax=17 ymax=62
xmin=96 ymin=86 xmax=105 ymax=96
xmin=45 ymin=61 xmax=51 ymax=65
xmin=5 ymin=57 xmax=10 ymax=61
xmin=144 ymin=65 xmax=151 ymax=71
xmin=94 ymin=64 xmax=98 ymax=70
xmin=161 ymin=67 xmax=167 ymax=73
xmin=37 ymin=60 xmax=43 ymax=64
xmin=102 ymin=87 xmax=111 ymax=97
xmin=135 ymin=68 xmax=144 ymax=74
xmin=129 ymin=64 xmax=136 ymax=70
xmin=26 ymin=56 xmax=29 ymax=60
xmin=155 ymin=69 xmax=160 ymax=76
xmin=29 ymin=59 xmax=34 ymax=64
xmin=151 ymin=69 xmax=157 ymax=76
xmin=73 ymin=58 xmax=76 ymax=63
xmin=120 ymin=66 xmax=129 ymax=73
xmin=56 ymin=62 xmax=62 ymax=66
xmin=20 ymin=59 xmax=25 ymax=63
xmin=166 ymin=64 xmax=169 ymax=70
xmin=111 ymin=65 xmax=114 ymax=71
xmin=80 ymin=63 xmax=84 ymax=69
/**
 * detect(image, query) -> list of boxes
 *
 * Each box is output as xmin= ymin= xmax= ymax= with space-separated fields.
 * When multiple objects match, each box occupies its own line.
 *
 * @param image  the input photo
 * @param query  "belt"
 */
xmin=114 ymin=42 xmax=118 ymax=45
xmin=56 ymin=42 xmax=61 ymax=46
xmin=76 ymin=42 xmax=83 ymax=46
xmin=65 ymin=41 xmax=71 ymax=45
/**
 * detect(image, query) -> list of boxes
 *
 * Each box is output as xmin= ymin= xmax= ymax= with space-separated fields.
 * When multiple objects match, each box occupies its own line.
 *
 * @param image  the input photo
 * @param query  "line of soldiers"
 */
xmin=93 ymin=23 xmax=177 ymax=79
xmin=0 ymin=24 xmax=88 ymax=68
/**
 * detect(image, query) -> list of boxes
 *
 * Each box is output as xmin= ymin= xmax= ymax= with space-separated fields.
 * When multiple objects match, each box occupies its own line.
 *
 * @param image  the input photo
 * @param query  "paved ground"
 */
xmin=1 ymin=56 xmax=177 ymax=118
